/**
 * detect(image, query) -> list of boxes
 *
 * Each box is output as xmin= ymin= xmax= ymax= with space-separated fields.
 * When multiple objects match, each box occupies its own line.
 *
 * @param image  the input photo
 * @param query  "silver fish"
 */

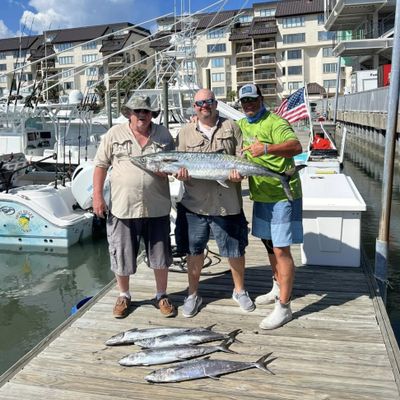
xmin=105 ymin=327 xmax=191 ymax=346
xmin=135 ymin=327 xmax=241 ymax=349
xmin=145 ymin=353 xmax=276 ymax=383
xmin=130 ymin=151 xmax=305 ymax=201
xmin=119 ymin=333 xmax=238 ymax=366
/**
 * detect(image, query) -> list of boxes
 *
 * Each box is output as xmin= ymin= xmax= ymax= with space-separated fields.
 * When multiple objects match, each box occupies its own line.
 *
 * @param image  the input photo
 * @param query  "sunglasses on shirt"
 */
xmin=194 ymin=98 xmax=215 ymax=107
xmin=133 ymin=109 xmax=152 ymax=114
xmin=240 ymin=97 xmax=259 ymax=104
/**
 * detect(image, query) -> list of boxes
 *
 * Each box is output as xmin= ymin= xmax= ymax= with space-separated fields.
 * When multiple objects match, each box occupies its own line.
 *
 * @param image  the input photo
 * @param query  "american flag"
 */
xmin=274 ymin=87 xmax=309 ymax=123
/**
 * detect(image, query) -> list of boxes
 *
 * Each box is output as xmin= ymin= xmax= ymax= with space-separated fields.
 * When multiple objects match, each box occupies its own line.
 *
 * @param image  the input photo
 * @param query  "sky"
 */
xmin=0 ymin=0 xmax=274 ymax=38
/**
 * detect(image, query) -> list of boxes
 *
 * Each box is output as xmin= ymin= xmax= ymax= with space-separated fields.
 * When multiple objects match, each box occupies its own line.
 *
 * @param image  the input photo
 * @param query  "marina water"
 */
xmin=1 ymin=149 xmax=400 ymax=375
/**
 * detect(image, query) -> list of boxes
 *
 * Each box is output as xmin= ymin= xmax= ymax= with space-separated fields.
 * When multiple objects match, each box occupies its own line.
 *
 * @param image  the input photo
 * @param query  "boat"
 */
xmin=0 ymin=160 xmax=109 ymax=252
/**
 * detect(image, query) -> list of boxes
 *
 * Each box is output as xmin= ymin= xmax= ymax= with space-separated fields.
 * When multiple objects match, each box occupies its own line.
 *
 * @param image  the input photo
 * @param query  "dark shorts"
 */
xmin=175 ymin=203 xmax=248 ymax=258
xmin=106 ymin=213 xmax=172 ymax=276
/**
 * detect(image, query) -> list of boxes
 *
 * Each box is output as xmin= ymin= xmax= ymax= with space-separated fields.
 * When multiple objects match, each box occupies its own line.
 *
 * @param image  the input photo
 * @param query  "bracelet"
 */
xmin=264 ymin=143 xmax=268 ymax=155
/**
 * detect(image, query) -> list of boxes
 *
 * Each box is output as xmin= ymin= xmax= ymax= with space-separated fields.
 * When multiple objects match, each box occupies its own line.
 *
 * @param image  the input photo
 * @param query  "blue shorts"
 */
xmin=252 ymin=198 xmax=303 ymax=247
xmin=175 ymin=203 xmax=248 ymax=258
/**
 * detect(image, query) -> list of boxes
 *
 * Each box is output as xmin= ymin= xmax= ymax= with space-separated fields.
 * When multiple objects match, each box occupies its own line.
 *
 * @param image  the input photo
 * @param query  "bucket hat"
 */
xmin=121 ymin=95 xmax=159 ymax=118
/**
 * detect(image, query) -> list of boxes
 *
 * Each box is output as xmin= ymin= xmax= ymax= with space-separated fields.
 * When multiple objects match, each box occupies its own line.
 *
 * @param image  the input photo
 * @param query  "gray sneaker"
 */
xmin=232 ymin=290 xmax=255 ymax=312
xmin=182 ymin=294 xmax=202 ymax=318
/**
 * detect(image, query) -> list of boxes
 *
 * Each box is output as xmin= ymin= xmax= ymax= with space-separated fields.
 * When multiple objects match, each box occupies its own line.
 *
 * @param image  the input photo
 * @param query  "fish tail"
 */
xmin=218 ymin=338 xmax=237 ymax=354
xmin=254 ymin=352 xmax=276 ymax=375
xmin=279 ymin=174 xmax=294 ymax=201
xmin=229 ymin=328 xmax=243 ymax=343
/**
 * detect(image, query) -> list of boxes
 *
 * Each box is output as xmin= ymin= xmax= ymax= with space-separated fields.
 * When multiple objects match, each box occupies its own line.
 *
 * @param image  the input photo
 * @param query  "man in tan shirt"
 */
xmin=175 ymin=88 xmax=255 ymax=317
xmin=93 ymin=96 xmax=176 ymax=318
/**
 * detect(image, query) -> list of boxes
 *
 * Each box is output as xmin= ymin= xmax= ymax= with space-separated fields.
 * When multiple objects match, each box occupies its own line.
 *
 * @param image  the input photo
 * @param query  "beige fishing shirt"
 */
xmin=176 ymin=117 xmax=243 ymax=216
xmin=94 ymin=122 xmax=175 ymax=219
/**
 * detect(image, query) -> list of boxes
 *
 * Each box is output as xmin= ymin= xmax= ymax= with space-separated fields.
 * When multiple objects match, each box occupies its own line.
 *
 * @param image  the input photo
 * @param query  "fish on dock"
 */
xmin=130 ymin=151 xmax=305 ymax=201
xmin=145 ymin=353 xmax=276 ymax=383
xmin=119 ymin=334 xmax=238 ymax=366
xmin=105 ymin=327 xmax=191 ymax=346
xmin=134 ymin=327 xmax=241 ymax=349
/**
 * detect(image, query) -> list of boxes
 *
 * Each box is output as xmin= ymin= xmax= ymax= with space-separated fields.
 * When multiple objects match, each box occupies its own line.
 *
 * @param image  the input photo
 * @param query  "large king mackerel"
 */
xmin=105 ymin=327 xmax=191 ymax=346
xmin=145 ymin=353 xmax=276 ymax=383
xmin=130 ymin=151 xmax=305 ymax=201
xmin=135 ymin=327 xmax=241 ymax=348
xmin=119 ymin=334 xmax=238 ymax=366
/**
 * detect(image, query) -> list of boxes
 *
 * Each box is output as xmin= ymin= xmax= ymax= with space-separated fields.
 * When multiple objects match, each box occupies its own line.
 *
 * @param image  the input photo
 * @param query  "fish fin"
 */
xmin=218 ymin=337 xmax=237 ymax=354
xmin=217 ymin=180 xmax=229 ymax=188
xmin=255 ymin=352 xmax=276 ymax=375
xmin=207 ymin=374 xmax=220 ymax=380
xmin=206 ymin=324 xmax=217 ymax=331
xmin=162 ymin=157 xmax=179 ymax=163
xmin=278 ymin=174 xmax=294 ymax=201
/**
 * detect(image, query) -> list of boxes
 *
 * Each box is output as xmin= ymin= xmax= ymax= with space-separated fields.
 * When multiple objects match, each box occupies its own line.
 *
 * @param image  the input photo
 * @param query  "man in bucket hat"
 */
xmin=93 ymin=95 xmax=177 ymax=318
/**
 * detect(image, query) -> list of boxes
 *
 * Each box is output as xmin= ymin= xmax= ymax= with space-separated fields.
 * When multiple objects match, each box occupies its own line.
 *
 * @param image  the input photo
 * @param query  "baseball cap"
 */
xmin=238 ymin=84 xmax=260 ymax=100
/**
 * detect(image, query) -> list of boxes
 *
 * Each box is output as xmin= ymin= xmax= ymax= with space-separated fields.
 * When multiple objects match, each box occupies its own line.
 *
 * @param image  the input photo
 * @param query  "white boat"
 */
xmin=0 ymin=162 xmax=108 ymax=252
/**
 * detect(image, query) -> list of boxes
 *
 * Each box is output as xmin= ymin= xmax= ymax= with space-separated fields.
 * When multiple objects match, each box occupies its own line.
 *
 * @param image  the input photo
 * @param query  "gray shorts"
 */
xmin=106 ymin=213 xmax=172 ymax=276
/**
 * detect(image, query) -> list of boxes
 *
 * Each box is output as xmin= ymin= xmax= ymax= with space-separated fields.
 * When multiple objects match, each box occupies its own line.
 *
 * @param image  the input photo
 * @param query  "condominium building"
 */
xmin=0 ymin=23 xmax=153 ymax=101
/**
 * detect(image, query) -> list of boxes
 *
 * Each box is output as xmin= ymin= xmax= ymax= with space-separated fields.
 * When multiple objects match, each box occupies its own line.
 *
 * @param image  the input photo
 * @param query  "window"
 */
xmin=318 ymin=31 xmax=336 ymax=41
xmin=258 ymin=8 xmax=275 ymax=17
xmin=323 ymin=63 xmax=337 ymax=73
xmin=211 ymin=73 xmax=224 ymax=82
xmin=87 ymin=80 xmax=97 ymax=87
xmin=213 ymin=87 xmax=225 ymax=96
xmin=0 ymin=75 xmax=7 ymax=82
xmin=282 ymin=17 xmax=304 ymax=28
xmin=86 ymin=67 xmax=98 ymax=76
xmin=288 ymin=66 xmax=302 ymax=75
xmin=63 ymin=82 xmax=74 ymax=90
xmin=13 ymin=50 xmax=27 ymax=58
xmin=323 ymin=47 xmax=334 ymax=57
xmin=0 ymin=64 xmax=6 ymax=71
xmin=283 ymin=33 xmax=305 ymax=44
xmin=82 ymin=54 xmax=98 ymax=63
xmin=13 ymin=62 xmax=26 ymax=69
xmin=238 ymin=15 xmax=252 ymax=23
xmin=0 ymin=52 xmax=6 ymax=59
xmin=317 ymin=14 xmax=325 ymax=25
xmin=288 ymin=81 xmax=302 ymax=91
xmin=82 ymin=41 xmax=97 ymax=50
xmin=62 ymin=69 xmax=73 ymax=78
xmin=287 ymin=49 xmax=302 ymax=60
xmin=207 ymin=44 xmax=226 ymax=53
xmin=55 ymin=42 xmax=73 ymax=51
xmin=323 ymin=79 xmax=336 ymax=88
xmin=207 ymin=28 xmax=225 ymax=39
xmin=211 ymin=58 xmax=224 ymax=68
xmin=58 ymin=56 xmax=74 ymax=64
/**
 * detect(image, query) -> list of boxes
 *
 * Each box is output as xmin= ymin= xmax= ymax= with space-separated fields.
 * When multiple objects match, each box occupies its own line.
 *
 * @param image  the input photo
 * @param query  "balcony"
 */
xmin=324 ymin=0 xmax=396 ymax=32
xmin=254 ymin=41 xmax=275 ymax=51
xmin=108 ymin=55 xmax=124 ymax=65
xmin=237 ymin=74 xmax=253 ymax=85
xmin=236 ymin=60 xmax=253 ymax=70
xmin=255 ymin=72 xmax=276 ymax=82
xmin=255 ymin=56 xmax=276 ymax=66
xmin=236 ymin=45 xmax=252 ymax=55
xmin=260 ymin=88 xmax=276 ymax=96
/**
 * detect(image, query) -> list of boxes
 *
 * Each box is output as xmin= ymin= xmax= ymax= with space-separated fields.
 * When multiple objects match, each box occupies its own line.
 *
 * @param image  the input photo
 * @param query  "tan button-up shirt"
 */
xmin=176 ymin=117 xmax=243 ymax=216
xmin=94 ymin=122 xmax=174 ymax=219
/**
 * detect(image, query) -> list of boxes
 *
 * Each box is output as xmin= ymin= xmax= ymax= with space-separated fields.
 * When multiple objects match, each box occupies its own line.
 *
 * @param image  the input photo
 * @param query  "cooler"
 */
xmin=300 ymin=174 xmax=366 ymax=267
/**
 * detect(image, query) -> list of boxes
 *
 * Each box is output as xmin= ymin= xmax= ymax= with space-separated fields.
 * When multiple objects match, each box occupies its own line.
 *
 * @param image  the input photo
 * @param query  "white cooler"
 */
xmin=300 ymin=174 xmax=366 ymax=267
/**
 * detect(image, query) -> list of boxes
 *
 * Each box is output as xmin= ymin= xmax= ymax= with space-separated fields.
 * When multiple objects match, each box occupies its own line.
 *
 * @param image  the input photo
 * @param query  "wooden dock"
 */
xmin=1 ymin=185 xmax=400 ymax=399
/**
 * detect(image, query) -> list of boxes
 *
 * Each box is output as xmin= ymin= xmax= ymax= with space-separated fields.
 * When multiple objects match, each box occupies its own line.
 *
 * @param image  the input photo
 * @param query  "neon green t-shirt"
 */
xmin=237 ymin=111 xmax=302 ymax=203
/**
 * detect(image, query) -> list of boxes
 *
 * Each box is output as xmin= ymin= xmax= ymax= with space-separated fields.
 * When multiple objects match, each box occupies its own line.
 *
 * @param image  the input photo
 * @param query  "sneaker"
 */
xmin=259 ymin=299 xmax=292 ymax=330
xmin=113 ymin=296 xmax=131 ymax=318
xmin=155 ymin=295 xmax=177 ymax=318
xmin=232 ymin=290 xmax=255 ymax=312
xmin=255 ymin=278 xmax=280 ymax=305
xmin=182 ymin=294 xmax=202 ymax=318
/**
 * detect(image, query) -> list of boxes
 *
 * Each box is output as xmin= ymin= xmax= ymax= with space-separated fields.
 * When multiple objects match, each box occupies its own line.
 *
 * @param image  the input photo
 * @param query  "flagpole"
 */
xmin=303 ymin=84 xmax=313 ymax=140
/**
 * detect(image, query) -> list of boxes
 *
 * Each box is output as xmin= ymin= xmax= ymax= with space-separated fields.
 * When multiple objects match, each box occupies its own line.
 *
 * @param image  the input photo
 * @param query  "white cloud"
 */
xmin=21 ymin=0 xmax=163 ymax=33
xmin=0 ymin=20 xmax=13 ymax=39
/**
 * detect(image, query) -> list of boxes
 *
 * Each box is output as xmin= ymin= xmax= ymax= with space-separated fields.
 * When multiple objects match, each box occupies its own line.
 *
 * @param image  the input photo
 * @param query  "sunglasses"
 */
xmin=133 ymin=109 xmax=151 ymax=114
xmin=240 ymin=97 xmax=259 ymax=104
xmin=194 ymin=98 xmax=215 ymax=107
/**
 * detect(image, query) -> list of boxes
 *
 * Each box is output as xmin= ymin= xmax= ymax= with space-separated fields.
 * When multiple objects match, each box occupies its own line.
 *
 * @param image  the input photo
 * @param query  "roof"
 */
xmin=100 ymin=34 xmax=129 ymax=53
xmin=0 ymin=36 xmax=39 ymax=52
xmin=275 ymin=0 xmax=324 ymax=18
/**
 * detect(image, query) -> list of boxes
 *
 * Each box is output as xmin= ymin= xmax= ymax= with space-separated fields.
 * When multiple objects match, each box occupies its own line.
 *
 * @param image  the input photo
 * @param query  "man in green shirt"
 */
xmin=237 ymin=84 xmax=303 ymax=330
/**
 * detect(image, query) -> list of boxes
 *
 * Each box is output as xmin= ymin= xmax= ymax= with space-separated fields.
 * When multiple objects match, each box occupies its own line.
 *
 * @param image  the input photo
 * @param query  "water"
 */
xmin=343 ymin=152 xmax=400 ymax=343
xmin=0 ymin=237 xmax=113 ymax=375
xmin=1 ymin=149 xmax=400 ymax=376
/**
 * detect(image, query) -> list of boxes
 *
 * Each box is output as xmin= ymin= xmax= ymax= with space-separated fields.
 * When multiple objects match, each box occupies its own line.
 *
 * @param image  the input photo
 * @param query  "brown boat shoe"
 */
xmin=113 ymin=296 xmax=131 ymax=318
xmin=155 ymin=295 xmax=177 ymax=318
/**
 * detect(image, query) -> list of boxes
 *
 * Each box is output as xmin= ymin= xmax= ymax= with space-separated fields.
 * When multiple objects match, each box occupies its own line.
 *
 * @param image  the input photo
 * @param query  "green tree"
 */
xmin=226 ymin=89 xmax=237 ymax=102
xmin=118 ymin=68 xmax=147 ymax=102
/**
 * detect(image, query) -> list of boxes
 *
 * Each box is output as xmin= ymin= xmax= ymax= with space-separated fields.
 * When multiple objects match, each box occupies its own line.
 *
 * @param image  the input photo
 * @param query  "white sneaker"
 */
xmin=255 ymin=278 xmax=280 ymax=305
xmin=232 ymin=290 xmax=255 ymax=312
xmin=259 ymin=299 xmax=292 ymax=330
